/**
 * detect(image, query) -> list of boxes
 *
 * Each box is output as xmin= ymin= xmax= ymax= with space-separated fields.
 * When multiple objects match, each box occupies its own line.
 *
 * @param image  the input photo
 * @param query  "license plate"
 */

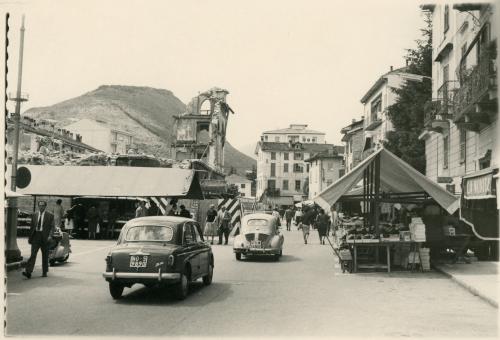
xmin=130 ymin=255 xmax=148 ymax=268
xmin=250 ymin=240 xmax=261 ymax=248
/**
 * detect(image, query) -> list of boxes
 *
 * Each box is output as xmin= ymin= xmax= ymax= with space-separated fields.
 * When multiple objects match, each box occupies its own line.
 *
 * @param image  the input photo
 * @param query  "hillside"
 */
xmin=24 ymin=85 xmax=256 ymax=175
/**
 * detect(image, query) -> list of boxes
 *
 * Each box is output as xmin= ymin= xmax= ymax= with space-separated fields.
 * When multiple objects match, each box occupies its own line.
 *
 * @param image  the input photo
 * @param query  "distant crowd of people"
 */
xmin=272 ymin=205 xmax=338 ymax=245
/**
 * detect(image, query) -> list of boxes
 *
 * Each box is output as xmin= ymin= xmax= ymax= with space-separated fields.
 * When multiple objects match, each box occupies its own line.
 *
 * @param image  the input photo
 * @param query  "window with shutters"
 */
xmin=284 ymin=153 xmax=289 ymax=160
xmin=284 ymin=163 xmax=289 ymax=173
xmin=271 ymin=152 xmax=276 ymax=160
xmin=283 ymin=180 xmax=289 ymax=190
xmin=295 ymin=180 xmax=301 ymax=191
xmin=443 ymin=135 xmax=449 ymax=169
xmin=271 ymin=163 xmax=276 ymax=177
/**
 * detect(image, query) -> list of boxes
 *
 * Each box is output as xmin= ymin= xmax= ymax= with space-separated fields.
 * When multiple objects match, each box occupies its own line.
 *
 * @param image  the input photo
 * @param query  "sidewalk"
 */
xmin=434 ymin=261 xmax=499 ymax=308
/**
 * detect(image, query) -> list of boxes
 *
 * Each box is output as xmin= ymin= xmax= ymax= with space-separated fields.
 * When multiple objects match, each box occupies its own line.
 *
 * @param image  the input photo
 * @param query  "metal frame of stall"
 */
xmin=338 ymin=153 xmax=427 ymax=272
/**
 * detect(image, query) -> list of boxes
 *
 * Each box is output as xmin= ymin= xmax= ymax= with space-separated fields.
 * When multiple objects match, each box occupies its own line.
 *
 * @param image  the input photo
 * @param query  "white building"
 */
xmin=65 ymin=118 xmax=134 ymax=154
xmin=305 ymin=149 xmax=345 ymax=199
xmin=419 ymin=3 xmax=498 ymax=194
xmin=341 ymin=118 xmax=364 ymax=173
xmin=225 ymin=174 xmax=253 ymax=198
xmin=261 ymin=124 xmax=325 ymax=144
xmin=255 ymin=124 xmax=340 ymax=202
xmin=361 ymin=67 xmax=426 ymax=156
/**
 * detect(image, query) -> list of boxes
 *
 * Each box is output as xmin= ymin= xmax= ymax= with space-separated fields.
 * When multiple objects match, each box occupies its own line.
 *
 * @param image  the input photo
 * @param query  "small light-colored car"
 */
xmin=233 ymin=213 xmax=284 ymax=261
xmin=103 ymin=216 xmax=214 ymax=300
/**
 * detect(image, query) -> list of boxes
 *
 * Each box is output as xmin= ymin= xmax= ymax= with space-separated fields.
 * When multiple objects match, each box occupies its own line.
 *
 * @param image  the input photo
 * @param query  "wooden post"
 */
xmin=374 ymin=154 xmax=381 ymax=235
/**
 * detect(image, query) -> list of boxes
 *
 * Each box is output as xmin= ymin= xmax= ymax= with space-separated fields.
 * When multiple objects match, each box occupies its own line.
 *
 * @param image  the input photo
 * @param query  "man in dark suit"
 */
xmin=22 ymin=201 xmax=55 ymax=279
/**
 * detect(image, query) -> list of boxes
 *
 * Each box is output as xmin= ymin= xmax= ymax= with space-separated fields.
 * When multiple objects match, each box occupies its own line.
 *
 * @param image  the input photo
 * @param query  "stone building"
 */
xmin=305 ymin=148 xmax=345 ymax=199
xmin=171 ymin=87 xmax=234 ymax=173
xmin=341 ymin=118 xmax=364 ymax=173
xmin=419 ymin=3 xmax=498 ymax=195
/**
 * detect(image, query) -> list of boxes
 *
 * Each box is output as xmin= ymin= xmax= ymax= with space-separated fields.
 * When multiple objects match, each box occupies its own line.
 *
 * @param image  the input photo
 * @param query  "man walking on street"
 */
xmin=284 ymin=207 xmax=293 ymax=231
xmin=205 ymin=204 xmax=218 ymax=244
xmin=179 ymin=205 xmax=191 ymax=218
xmin=301 ymin=206 xmax=313 ymax=244
xmin=218 ymin=206 xmax=231 ymax=245
xmin=23 ymin=201 xmax=55 ymax=279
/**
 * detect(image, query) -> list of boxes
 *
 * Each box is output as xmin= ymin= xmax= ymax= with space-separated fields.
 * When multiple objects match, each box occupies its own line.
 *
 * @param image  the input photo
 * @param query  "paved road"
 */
xmin=6 ymin=226 xmax=498 ymax=337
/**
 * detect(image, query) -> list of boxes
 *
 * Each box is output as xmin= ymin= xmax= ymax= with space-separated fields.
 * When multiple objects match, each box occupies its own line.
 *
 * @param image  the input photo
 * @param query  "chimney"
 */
xmin=390 ymin=66 xmax=393 ymax=71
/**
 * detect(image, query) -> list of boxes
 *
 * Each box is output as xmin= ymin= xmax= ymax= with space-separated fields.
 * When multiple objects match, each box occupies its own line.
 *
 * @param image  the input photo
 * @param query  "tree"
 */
xmin=384 ymin=13 xmax=432 ymax=174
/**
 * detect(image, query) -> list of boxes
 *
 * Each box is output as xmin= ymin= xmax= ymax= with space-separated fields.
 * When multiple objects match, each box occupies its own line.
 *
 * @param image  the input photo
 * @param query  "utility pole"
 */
xmin=6 ymin=15 xmax=28 ymax=264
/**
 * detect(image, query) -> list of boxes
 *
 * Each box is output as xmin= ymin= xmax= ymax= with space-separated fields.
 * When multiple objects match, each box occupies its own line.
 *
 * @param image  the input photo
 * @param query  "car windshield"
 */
xmin=243 ymin=219 xmax=273 ymax=234
xmin=125 ymin=225 xmax=174 ymax=242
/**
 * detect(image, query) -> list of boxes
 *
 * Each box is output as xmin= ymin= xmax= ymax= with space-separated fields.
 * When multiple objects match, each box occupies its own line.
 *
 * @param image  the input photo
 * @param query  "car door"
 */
xmin=193 ymin=222 xmax=209 ymax=274
xmin=182 ymin=222 xmax=200 ymax=279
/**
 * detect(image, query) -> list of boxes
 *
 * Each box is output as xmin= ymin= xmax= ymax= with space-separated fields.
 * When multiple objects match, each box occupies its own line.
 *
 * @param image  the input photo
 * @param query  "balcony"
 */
xmin=423 ymin=80 xmax=458 ymax=132
xmin=453 ymin=42 xmax=497 ymax=131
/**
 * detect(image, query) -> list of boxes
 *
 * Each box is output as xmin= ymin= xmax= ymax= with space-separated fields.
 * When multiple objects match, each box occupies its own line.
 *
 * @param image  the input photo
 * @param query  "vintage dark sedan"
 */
xmin=233 ymin=213 xmax=284 ymax=261
xmin=103 ymin=216 xmax=214 ymax=300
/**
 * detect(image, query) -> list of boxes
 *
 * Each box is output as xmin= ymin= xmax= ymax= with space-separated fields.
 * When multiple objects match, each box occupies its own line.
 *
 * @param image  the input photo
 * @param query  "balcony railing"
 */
xmin=454 ymin=42 xmax=497 ymax=122
xmin=424 ymin=80 xmax=458 ymax=127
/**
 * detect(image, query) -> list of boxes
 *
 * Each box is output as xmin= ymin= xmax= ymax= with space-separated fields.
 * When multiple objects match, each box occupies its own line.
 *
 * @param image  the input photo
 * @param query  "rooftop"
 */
xmin=225 ymin=174 xmax=251 ymax=184
xmin=263 ymin=124 xmax=325 ymax=135
xmin=360 ymin=66 xmax=425 ymax=104
xmin=257 ymin=141 xmax=340 ymax=154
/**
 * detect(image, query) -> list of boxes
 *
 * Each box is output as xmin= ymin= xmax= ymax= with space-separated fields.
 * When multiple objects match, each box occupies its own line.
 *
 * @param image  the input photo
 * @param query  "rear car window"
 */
xmin=247 ymin=219 xmax=268 ymax=226
xmin=125 ymin=225 xmax=174 ymax=242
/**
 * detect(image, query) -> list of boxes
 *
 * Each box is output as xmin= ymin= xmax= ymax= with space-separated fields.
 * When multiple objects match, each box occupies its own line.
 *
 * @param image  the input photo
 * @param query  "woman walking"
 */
xmin=87 ymin=205 xmax=99 ymax=240
xmin=316 ymin=209 xmax=330 ymax=245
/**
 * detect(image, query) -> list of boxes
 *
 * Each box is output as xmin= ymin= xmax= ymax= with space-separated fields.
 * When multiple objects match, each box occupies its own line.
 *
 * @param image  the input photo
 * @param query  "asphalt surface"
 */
xmin=5 ymin=225 xmax=499 ymax=338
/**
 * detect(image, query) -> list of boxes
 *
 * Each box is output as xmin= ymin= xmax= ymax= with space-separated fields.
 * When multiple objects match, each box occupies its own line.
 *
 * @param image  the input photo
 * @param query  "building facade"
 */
xmin=341 ymin=118 xmax=364 ymax=173
xmin=255 ymin=125 xmax=339 ymax=201
xmin=6 ymin=116 xmax=101 ymax=156
xmin=360 ymin=67 xmax=426 ymax=157
xmin=65 ymin=118 xmax=133 ymax=154
xmin=419 ymin=3 xmax=498 ymax=194
xmin=305 ymin=149 xmax=345 ymax=199
xmin=225 ymin=174 xmax=253 ymax=198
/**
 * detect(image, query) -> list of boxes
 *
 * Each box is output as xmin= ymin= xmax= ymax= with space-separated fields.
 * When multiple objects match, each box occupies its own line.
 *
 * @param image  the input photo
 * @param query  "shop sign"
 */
xmin=464 ymin=173 xmax=494 ymax=199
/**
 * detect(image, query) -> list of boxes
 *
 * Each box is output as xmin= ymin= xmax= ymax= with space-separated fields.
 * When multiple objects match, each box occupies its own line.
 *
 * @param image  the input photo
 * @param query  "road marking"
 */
xmin=71 ymin=245 xmax=114 ymax=257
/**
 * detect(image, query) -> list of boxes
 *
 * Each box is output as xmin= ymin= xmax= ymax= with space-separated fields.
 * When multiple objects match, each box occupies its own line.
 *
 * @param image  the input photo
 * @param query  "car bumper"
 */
xmin=103 ymin=269 xmax=181 ymax=282
xmin=234 ymin=248 xmax=280 ymax=255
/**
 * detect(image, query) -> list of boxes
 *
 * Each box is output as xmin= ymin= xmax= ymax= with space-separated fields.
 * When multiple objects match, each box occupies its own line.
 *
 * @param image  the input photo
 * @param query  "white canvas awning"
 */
xmin=7 ymin=165 xmax=204 ymax=199
xmin=314 ymin=147 xmax=460 ymax=214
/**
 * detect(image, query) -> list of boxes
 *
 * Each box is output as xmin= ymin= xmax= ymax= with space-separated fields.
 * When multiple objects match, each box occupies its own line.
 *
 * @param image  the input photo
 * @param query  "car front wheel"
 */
xmin=202 ymin=264 xmax=213 ymax=285
xmin=235 ymin=253 xmax=242 ymax=261
xmin=109 ymin=282 xmax=124 ymax=299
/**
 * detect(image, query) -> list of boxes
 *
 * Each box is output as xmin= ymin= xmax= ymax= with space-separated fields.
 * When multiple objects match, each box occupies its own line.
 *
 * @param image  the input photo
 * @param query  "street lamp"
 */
xmin=6 ymin=15 xmax=27 ymax=265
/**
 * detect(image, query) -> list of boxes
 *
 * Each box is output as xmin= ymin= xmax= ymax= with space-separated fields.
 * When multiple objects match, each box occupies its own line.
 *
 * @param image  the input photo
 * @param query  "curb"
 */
xmin=6 ymin=260 xmax=27 ymax=272
xmin=434 ymin=265 xmax=498 ymax=309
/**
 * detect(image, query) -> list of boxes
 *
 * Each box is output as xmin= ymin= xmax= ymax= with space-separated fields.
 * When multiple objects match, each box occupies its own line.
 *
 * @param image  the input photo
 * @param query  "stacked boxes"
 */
xmin=419 ymin=248 xmax=431 ymax=270
xmin=409 ymin=217 xmax=426 ymax=242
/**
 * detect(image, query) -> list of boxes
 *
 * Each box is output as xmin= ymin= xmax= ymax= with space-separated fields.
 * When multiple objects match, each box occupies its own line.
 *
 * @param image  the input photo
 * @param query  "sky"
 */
xmin=3 ymin=0 xmax=429 ymax=158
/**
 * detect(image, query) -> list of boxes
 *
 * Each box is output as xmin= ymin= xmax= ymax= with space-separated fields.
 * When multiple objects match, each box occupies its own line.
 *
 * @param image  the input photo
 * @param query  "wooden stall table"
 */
xmin=348 ymin=240 xmax=422 ymax=273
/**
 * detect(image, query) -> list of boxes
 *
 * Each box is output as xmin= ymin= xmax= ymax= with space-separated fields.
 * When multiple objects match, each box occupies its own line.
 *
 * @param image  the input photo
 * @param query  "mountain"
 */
xmin=24 ymin=85 xmax=256 ymax=175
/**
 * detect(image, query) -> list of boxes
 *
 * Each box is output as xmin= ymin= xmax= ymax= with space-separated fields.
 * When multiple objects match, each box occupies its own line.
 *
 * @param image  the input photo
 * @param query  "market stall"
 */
xmin=7 ymin=165 xmax=204 ymax=238
xmin=314 ymin=147 xmax=460 ymax=273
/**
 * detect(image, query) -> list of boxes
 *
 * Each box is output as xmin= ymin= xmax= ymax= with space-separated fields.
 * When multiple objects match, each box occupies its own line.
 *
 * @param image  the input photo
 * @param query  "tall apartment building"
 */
xmin=341 ymin=118 xmax=364 ymax=172
xmin=360 ymin=67 xmax=426 ymax=158
xmin=305 ymin=148 xmax=345 ymax=199
xmin=255 ymin=124 xmax=335 ymax=203
xmin=419 ymin=3 xmax=498 ymax=194
xmin=65 ymin=118 xmax=133 ymax=154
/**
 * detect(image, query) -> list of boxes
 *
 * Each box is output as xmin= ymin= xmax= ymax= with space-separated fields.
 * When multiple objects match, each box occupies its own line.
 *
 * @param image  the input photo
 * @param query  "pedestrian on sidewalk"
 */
xmin=272 ymin=208 xmax=281 ymax=227
xmin=294 ymin=208 xmax=303 ymax=229
xmin=204 ymin=204 xmax=218 ymax=245
xmin=53 ymin=199 xmax=65 ymax=229
xmin=218 ymin=206 xmax=231 ymax=245
xmin=135 ymin=201 xmax=147 ymax=218
xmin=316 ymin=209 xmax=330 ymax=245
xmin=284 ymin=207 xmax=293 ymax=231
xmin=87 ymin=205 xmax=99 ymax=240
xmin=179 ymin=205 xmax=191 ymax=218
xmin=301 ymin=206 xmax=313 ymax=244
xmin=22 ymin=201 xmax=55 ymax=279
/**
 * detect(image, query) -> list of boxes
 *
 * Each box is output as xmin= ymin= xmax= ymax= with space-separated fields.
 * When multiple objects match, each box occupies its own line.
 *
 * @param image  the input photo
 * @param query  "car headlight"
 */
xmin=167 ymin=255 xmax=175 ymax=267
